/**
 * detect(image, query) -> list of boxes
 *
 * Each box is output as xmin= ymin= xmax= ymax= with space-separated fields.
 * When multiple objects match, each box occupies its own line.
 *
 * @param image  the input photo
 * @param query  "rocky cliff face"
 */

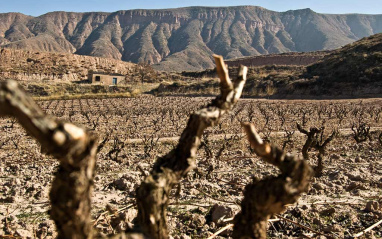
xmin=0 ymin=6 xmax=381 ymax=71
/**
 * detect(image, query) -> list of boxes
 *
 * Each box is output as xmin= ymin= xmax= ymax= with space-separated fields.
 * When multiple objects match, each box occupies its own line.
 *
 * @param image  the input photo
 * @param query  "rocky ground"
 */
xmin=0 ymin=96 xmax=381 ymax=238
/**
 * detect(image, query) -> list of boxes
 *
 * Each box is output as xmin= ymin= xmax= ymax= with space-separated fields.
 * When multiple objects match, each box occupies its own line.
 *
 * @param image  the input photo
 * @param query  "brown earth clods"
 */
xmin=0 ymin=95 xmax=381 ymax=238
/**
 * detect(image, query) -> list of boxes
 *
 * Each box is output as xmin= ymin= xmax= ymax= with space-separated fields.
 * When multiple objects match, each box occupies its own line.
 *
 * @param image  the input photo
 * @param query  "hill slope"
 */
xmin=154 ymin=33 xmax=382 ymax=98
xmin=0 ymin=48 xmax=135 ymax=81
xmin=0 ymin=6 xmax=381 ymax=71
xmin=306 ymin=33 xmax=382 ymax=84
xmin=225 ymin=51 xmax=329 ymax=67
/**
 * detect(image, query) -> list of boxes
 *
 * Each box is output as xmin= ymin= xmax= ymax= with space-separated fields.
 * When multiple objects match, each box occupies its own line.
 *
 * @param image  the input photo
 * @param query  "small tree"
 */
xmin=135 ymin=62 xmax=156 ymax=84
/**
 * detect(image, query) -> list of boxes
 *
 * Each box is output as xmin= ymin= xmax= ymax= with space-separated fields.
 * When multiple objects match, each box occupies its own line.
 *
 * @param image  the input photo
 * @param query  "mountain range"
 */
xmin=1 ymin=6 xmax=381 ymax=71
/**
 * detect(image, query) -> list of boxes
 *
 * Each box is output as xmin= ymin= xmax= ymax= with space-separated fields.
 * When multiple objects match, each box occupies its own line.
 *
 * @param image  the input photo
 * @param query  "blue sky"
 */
xmin=0 ymin=0 xmax=381 ymax=16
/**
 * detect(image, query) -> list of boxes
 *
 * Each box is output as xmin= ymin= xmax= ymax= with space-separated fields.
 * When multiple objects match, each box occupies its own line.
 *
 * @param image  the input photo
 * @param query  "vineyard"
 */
xmin=0 ymin=3 xmax=381 ymax=238
xmin=1 ymin=92 xmax=381 ymax=238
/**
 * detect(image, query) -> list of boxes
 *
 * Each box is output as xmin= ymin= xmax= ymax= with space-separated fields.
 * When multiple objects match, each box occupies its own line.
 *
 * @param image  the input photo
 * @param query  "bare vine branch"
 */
xmin=233 ymin=123 xmax=313 ymax=239
xmin=134 ymin=55 xmax=247 ymax=238
xmin=0 ymin=80 xmax=97 ymax=238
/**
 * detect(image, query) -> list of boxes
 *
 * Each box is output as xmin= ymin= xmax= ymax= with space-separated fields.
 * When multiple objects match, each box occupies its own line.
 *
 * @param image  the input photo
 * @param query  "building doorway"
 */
xmin=112 ymin=78 xmax=117 ymax=85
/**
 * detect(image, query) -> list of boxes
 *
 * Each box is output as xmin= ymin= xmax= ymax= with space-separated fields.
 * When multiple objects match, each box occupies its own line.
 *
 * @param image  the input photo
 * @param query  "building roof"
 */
xmin=90 ymin=71 xmax=124 ymax=76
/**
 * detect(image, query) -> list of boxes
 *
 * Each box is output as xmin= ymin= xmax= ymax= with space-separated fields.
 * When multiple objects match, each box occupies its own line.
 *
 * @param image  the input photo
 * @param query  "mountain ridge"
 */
xmin=1 ymin=6 xmax=381 ymax=71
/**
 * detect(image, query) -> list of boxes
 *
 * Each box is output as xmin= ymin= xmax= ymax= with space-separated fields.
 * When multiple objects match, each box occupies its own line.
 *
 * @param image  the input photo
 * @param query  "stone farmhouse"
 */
xmin=88 ymin=72 xmax=125 ymax=85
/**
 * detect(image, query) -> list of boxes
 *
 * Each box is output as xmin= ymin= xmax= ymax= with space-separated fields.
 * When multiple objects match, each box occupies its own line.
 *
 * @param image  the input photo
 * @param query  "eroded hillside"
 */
xmin=154 ymin=33 xmax=382 ymax=98
xmin=0 ymin=48 xmax=135 ymax=81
